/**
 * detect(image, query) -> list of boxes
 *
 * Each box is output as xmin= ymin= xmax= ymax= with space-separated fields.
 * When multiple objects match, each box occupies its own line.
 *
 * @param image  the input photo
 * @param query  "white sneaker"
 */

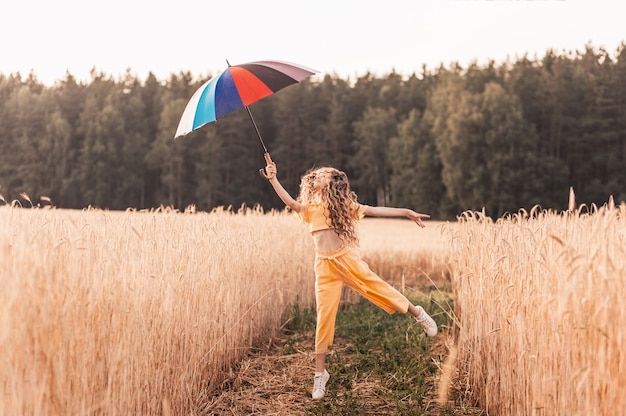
xmin=415 ymin=306 xmax=438 ymax=336
xmin=312 ymin=369 xmax=330 ymax=400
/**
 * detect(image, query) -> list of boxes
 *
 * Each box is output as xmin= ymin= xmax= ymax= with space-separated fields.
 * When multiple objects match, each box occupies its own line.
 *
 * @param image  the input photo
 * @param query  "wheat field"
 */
xmin=0 ymin=206 xmax=318 ymax=415
xmin=448 ymin=202 xmax=626 ymax=415
xmin=3 ymin=199 xmax=624 ymax=415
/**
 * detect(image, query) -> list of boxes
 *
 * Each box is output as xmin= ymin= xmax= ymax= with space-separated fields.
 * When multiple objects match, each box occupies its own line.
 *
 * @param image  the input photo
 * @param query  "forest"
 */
xmin=1 ymin=42 xmax=625 ymax=219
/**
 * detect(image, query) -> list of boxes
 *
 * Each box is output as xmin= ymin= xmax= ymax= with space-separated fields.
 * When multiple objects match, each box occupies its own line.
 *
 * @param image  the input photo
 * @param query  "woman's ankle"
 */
xmin=315 ymin=352 xmax=326 ymax=372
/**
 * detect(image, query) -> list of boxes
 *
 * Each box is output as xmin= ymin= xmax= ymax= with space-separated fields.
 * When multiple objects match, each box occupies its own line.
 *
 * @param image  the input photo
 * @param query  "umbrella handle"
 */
xmin=259 ymin=152 xmax=275 ymax=180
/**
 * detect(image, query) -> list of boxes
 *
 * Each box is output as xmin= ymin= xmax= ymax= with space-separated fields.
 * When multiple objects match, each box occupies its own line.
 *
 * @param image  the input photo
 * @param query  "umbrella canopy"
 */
xmin=174 ymin=60 xmax=317 ymax=139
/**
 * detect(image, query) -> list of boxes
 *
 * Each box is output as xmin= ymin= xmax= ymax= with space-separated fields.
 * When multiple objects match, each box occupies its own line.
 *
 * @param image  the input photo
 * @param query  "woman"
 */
xmin=264 ymin=162 xmax=437 ymax=400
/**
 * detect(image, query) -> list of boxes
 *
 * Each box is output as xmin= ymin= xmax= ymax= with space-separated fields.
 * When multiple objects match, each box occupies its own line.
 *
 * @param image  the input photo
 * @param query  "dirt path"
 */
xmin=197 ymin=328 xmax=484 ymax=415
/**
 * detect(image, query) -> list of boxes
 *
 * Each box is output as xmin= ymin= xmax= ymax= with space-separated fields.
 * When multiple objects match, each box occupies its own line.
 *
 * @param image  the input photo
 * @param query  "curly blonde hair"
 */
xmin=297 ymin=166 xmax=360 ymax=245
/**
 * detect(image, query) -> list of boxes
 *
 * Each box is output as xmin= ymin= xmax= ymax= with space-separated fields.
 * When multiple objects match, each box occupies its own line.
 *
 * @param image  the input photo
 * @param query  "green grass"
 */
xmin=284 ymin=293 xmax=459 ymax=416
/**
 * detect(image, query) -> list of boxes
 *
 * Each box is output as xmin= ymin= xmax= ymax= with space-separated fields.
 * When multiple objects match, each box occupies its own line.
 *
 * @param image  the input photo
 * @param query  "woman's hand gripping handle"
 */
xmin=259 ymin=152 xmax=275 ymax=180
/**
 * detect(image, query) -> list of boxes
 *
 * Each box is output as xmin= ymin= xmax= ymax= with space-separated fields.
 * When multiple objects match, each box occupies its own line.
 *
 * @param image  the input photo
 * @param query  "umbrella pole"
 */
xmin=245 ymin=106 xmax=275 ymax=180
xmin=245 ymin=106 xmax=268 ymax=153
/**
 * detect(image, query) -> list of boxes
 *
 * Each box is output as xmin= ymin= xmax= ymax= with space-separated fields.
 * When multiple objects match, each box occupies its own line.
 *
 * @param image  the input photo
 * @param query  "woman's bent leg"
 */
xmin=340 ymin=249 xmax=410 ymax=314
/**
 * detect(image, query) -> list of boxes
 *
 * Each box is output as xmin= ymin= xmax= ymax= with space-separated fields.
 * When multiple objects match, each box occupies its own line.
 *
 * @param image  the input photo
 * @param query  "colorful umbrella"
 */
xmin=174 ymin=60 xmax=317 ymax=178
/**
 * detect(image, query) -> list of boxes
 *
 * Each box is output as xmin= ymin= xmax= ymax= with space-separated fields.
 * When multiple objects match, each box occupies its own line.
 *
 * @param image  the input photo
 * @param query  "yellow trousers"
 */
xmin=314 ymin=245 xmax=410 ymax=354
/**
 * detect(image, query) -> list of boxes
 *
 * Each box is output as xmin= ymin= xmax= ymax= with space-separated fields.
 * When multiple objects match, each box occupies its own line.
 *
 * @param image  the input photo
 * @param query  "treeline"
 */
xmin=1 ymin=43 xmax=625 ymax=218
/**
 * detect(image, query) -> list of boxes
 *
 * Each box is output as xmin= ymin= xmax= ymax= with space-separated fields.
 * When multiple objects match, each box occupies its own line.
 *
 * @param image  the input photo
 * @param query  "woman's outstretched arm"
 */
xmin=363 ymin=206 xmax=430 ymax=228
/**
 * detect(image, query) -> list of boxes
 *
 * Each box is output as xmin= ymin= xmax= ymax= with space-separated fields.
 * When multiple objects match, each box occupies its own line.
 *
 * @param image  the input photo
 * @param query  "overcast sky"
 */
xmin=1 ymin=0 xmax=624 ymax=85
